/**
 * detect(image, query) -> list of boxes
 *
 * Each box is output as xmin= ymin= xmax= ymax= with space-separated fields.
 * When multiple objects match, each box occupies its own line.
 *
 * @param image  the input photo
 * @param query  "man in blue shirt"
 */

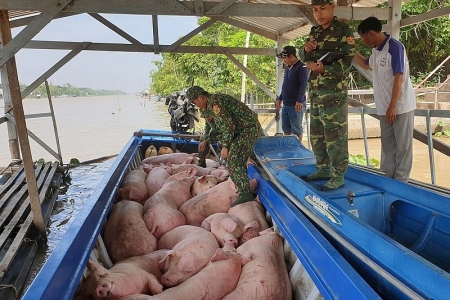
xmin=276 ymin=46 xmax=309 ymax=141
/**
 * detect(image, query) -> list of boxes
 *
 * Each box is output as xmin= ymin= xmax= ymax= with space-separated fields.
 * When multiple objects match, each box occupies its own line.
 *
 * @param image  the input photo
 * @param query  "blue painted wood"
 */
xmin=253 ymin=135 xmax=450 ymax=299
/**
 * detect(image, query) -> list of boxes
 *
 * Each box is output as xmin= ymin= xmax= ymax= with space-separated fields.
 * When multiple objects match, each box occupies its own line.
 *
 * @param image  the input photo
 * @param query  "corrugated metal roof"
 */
xmin=8 ymin=10 xmax=39 ymax=20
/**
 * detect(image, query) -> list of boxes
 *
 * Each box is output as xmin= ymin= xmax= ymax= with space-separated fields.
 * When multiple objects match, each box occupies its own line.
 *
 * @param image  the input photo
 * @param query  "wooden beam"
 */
xmin=193 ymin=0 xmax=204 ymax=16
xmin=205 ymin=0 xmax=237 ymax=15
xmin=152 ymin=15 xmax=160 ymax=54
xmin=220 ymin=47 xmax=276 ymax=100
xmin=401 ymin=6 xmax=450 ymax=27
xmin=217 ymin=16 xmax=278 ymax=41
xmin=0 ymin=10 xmax=45 ymax=234
xmin=167 ymin=17 xmax=218 ymax=52
xmin=89 ymin=13 xmax=152 ymax=52
xmin=24 ymin=40 xmax=277 ymax=55
xmin=9 ymin=11 xmax=80 ymax=28
xmin=0 ymin=1 xmax=390 ymax=20
xmin=0 ymin=0 xmax=73 ymax=68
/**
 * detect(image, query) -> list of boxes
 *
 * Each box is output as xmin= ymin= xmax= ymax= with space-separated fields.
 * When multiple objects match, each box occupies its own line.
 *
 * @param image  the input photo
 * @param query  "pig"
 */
xmin=157 ymin=146 xmax=174 ymax=155
xmin=227 ymin=198 xmax=269 ymax=245
xmin=157 ymin=225 xmax=219 ymax=288
xmin=141 ymin=153 xmax=198 ymax=165
xmin=168 ymin=163 xmax=211 ymax=177
xmin=104 ymin=200 xmax=157 ymax=263
xmin=118 ymin=167 xmax=149 ymax=204
xmin=222 ymin=228 xmax=292 ymax=300
xmin=145 ymin=164 xmax=171 ymax=198
xmin=179 ymin=178 xmax=257 ymax=226
xmin=201 ymin=212 xmax=259 ymax=247
xmin=119 ymin=248 xmax=249 ymax=300
xmin=144 ymin=145 xmax=158 ymax=158
xmin=143 ymin=171 xmax=196 ymax=238
xmin=209 ymin=166 xmax=229 ymax=180
xmin=75 ymin=250 xmax=168 ymax=300
xmin=143 ymin=203 xmax=186 ymax=240
xmin=191 ymin=175 xmax=222 ymax=196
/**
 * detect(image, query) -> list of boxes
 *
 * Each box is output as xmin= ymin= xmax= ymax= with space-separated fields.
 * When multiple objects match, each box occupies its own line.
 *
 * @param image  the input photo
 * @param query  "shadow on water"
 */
xmin=23 ymin=158 xmax=115 ymax=292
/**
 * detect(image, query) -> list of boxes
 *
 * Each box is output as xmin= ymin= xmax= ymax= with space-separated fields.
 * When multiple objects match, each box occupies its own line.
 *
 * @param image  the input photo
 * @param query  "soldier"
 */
xmin=186 ymin=86 xmax=263 ymax=206
xmin=299 ymin=0 xmax=355 ymax=191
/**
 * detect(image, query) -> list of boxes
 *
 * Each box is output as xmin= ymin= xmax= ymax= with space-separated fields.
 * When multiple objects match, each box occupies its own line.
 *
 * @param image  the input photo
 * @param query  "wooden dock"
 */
xmin=0 ymin=162 xmax=62 ymax=300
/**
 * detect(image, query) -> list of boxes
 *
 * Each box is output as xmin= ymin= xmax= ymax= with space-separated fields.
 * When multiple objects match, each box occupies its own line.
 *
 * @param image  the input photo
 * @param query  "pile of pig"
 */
xmin=74 ymin=147 xmax=292 ymax=300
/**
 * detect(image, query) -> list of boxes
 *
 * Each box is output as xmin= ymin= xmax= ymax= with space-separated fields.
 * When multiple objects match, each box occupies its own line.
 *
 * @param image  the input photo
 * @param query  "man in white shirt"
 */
xmin=354 ymin=17 xmax=416 ymax=182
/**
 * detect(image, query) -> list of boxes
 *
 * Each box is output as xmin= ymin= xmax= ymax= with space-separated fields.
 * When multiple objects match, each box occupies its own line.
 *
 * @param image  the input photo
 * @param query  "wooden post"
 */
xmin=0 ymin=10 xmax=46 ymax=234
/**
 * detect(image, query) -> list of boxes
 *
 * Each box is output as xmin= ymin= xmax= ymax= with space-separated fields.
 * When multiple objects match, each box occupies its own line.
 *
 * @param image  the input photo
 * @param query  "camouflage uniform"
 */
xmin=299 ymin=17 xmax=355 ymax=185
xmin=187 ymin=87 xmax=263 ymax=204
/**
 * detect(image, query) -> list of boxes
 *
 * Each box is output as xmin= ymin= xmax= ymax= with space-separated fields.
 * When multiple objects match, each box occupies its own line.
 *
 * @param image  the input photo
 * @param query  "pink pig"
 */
xmin=118 ymin=248 xmax=249 ymax=300
xmin=222 ymin=228 xmax=292 ymax=300
xmin=227 ymin=198 xmax=269 ymax=245
xmin=104 ymin=200 xmax=157 ymax=263
xmin=145 ymin=164 xmax=171 ymax=198
xmin=191 ymin=175 xmax=222 ymax=196
xmin=75 ymin=250 xmax=168 ymax=300
xmin=141 ymin=153 xmax=198 ymax=165
xmin=180 ymin=178 xmax=257 ymax=226
xmin=118 ymin=167 xmax=149 ymax=204
xmin=143 ymin=170 xmax=196 ymax=239
xmin=157 ymin=225 xmax=219 ymax=288
xmin=201 ymin=212 xmax=259 ymax=247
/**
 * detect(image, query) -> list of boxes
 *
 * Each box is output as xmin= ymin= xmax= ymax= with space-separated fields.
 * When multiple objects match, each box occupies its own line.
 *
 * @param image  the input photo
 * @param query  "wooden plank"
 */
xmin=0 ymin=165 xmax=24 ymax=196
xmin=0 ymin=162 xmax=57 ymax=279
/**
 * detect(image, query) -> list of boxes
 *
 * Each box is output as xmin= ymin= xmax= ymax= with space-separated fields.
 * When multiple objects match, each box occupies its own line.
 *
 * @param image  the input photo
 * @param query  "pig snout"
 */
xmin=161 ymin=273 xmax=178 ymax=288
xmin=96 ymin=281 xmax=112 ymax=298
xmin=224 ymin=237 xmax=238 ymax=248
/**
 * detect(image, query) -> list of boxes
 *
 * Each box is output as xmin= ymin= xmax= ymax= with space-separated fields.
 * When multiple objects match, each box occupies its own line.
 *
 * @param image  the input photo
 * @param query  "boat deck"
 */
xmin=0 ymin=162 xmax=61 ymax=299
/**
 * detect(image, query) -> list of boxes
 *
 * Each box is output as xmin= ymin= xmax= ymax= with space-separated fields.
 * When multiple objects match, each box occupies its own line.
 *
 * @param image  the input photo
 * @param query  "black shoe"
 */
xmin=231 ymin=193 xmax=255 ymax=207
xmin=197 ymin=161 xmax=206 ymax=168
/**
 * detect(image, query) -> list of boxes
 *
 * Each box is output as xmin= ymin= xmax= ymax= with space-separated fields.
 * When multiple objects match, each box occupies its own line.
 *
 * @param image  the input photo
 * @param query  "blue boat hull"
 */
xmin=22 ymin=130 xmax=379 ymax=300
xmin=252 ymin=135 xmax=450 ymax=299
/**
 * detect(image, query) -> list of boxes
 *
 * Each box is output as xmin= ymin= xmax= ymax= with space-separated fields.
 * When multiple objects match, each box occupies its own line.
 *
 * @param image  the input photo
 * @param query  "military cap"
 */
xmin=186 ymin=86 xmax=205 ymax=105
xmin=311 ymin=0 xmax=334 ymax=5
xmin=276 ymin=46 xmax=297 ymax=58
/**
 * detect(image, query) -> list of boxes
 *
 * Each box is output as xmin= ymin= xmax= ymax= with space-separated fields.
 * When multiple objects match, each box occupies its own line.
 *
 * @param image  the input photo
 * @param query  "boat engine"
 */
xmin=166 ymin=91 xmax=199 ymax=133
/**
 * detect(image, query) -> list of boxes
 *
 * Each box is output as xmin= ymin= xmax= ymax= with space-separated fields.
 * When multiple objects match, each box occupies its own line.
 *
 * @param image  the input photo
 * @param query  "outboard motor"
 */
xmin=166 ymin=90 xmax=199 ymax=133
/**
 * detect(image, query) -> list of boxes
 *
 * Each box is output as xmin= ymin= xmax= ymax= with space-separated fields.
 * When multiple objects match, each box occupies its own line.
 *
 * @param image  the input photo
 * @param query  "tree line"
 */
xmin=0 ymin=82 xmax=127 ymax=98
xmin=149 ymin=0 xmax=450 ymax=103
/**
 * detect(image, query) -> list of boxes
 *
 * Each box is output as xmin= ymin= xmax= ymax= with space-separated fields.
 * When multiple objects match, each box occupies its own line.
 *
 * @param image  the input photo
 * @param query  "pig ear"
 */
xmin=210 ymin=249 xmax=228 ymax=262
xmin=200 ymin=218 xmax=212 ymax=231
xmin=259 ymin=227 xmax=274 ymax=236
xmin=178 ymin=254 xmax=198 ymax=272
xmin=87 ymin=259 xmax=104 ymax=273
xmin=158 ymin=251 xmax=173 ymax=271
xmin=221 ymin=218 xmax=237 ymax=233
xmin=198 ymin=176 xmax=206 ymax=183
xmin=189 ymin=167 xmax=198 ymax=176
xmin=243 ymin=220 xmax=259 ymax=232
xmin=172 ymin=171 xmax=189 ymax=181
xmin=241 ymin=252 xmax=252 ymax=265
xmin=182 ymin=157 xmax=194 ymax=164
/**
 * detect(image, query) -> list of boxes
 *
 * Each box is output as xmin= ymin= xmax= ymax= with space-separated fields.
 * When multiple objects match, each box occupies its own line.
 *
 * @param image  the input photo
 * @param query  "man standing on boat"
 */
xmin=299 ymin=0 xmax=355 ymax=191
xmin=275 ymin=45 xmax=309 ymax=142
xmin=354 ymin=17 xmax=416 ymax=182
xmin=186 ymin=86 xmax=263 ymax=206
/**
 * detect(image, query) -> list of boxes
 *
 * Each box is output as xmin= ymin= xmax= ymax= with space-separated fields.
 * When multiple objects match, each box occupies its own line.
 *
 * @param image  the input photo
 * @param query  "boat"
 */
xmin=250 ymin=135 xmax=450 ymax=299
xmin=22 ymin=130 xmax=379 ymax=300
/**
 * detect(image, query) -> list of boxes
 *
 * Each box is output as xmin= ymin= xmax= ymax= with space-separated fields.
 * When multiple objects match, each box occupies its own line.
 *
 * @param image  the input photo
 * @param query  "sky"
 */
xmin=7 ymin=14 xmax=200 ymax=94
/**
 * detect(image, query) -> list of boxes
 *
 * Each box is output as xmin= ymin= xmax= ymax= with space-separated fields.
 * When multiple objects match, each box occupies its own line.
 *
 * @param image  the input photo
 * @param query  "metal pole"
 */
xmin=425 ymin=110 xmax=436 ymax=185
xmin=45 ymin=80 xmax=63 ymax=165
xmin=360 ymin=107 xmax=371 ymax=166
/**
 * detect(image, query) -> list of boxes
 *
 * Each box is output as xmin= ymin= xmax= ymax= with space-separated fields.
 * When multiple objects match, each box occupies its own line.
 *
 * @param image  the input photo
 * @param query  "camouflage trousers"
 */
xmin=309 ymin=90 xmax=348 ymax=176
xmin=198 ymin=131 xmax=222 ymax=163
xmin=228 ymin=124 xmax=263 ymax=196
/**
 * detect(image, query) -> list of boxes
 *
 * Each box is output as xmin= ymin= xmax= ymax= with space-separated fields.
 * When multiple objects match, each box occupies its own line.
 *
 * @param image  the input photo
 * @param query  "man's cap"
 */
xmin=311 ymin=0 xmax=334 ymax=5
xmin=276 ymin=46 xmax=297 ymax=58
xmin=186 ymin=86 xmax=205 ymax=105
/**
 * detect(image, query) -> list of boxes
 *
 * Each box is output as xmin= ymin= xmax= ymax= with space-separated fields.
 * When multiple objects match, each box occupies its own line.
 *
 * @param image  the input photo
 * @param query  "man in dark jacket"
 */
xmin=276 ymin=45 xmax=309 ymax=142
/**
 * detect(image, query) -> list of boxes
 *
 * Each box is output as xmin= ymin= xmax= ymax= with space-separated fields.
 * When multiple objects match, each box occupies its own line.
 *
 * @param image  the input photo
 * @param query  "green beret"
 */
xmin=311 ymin=0 xmax=334 ymax=5
xmin=186 ymin=86 xmax=205 ymax=104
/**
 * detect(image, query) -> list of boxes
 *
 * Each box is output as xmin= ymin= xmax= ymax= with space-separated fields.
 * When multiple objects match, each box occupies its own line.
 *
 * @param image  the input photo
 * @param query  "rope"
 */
xmin=0 ymin=284 xmax=18 ymax=298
